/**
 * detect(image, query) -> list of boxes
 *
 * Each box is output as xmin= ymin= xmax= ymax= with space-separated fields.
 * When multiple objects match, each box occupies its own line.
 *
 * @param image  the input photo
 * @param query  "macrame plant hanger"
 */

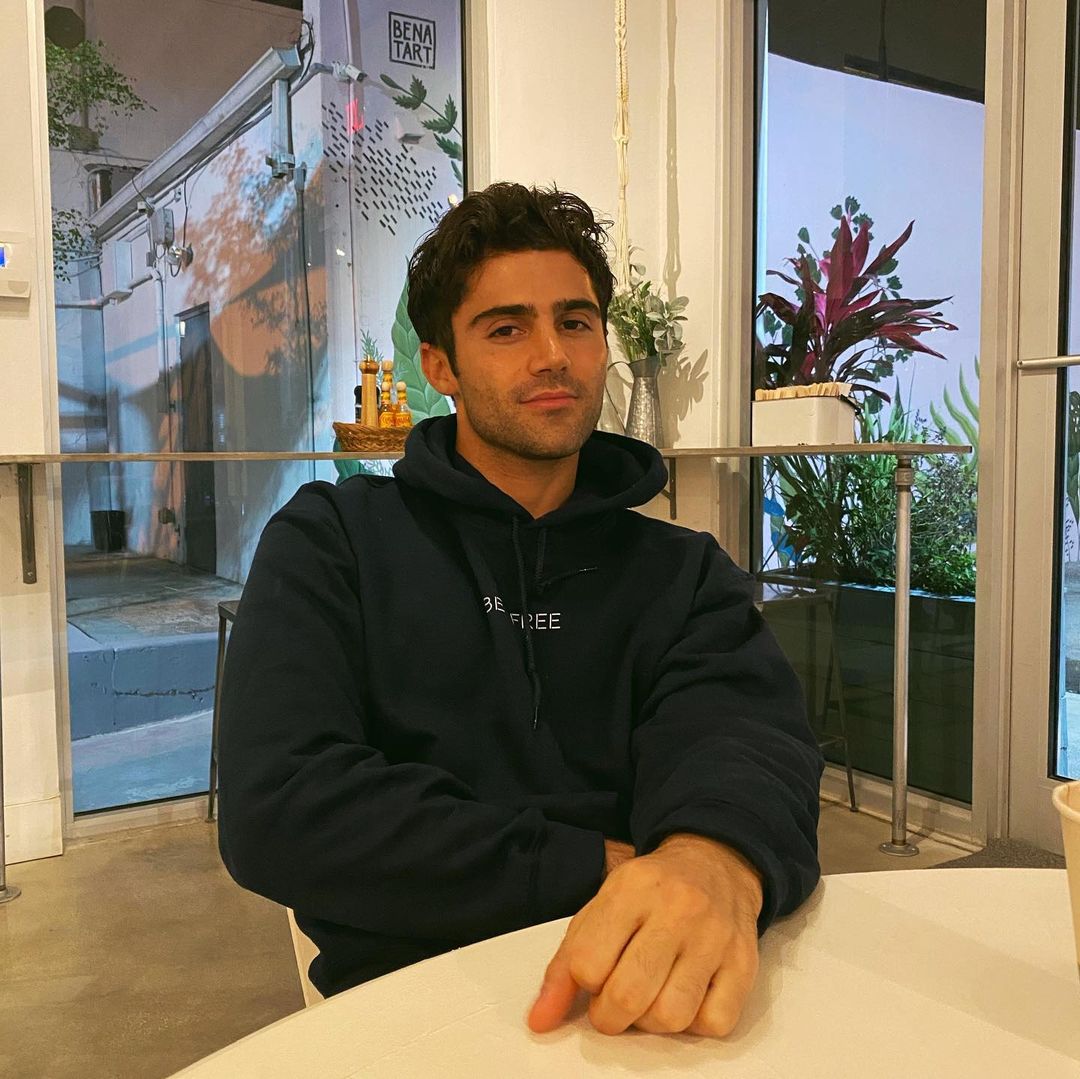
xmin=613 ymin=0 xmax=631 ymax=288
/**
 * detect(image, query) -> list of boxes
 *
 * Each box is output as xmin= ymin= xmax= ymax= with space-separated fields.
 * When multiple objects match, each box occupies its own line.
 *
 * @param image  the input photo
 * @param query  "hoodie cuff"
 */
xmin=637 ymin=802 xmax=798 ymax=935
xmin=531 ymin=822 xmax=606 ymax=923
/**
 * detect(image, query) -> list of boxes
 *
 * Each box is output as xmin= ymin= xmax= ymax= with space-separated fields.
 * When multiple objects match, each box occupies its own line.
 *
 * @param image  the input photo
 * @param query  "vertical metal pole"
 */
xmin=880 ymin=455 xmax=920 ymax=856
xmin=1 ymin=475 xmax=21 ymax=900
xmin=0 ymin=704 xmax=19 ymax=903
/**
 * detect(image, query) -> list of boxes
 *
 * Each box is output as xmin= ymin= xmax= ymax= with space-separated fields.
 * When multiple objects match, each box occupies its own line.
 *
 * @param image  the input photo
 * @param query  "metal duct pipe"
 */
xmin=54 ymin=271 xmax=154 ymax=310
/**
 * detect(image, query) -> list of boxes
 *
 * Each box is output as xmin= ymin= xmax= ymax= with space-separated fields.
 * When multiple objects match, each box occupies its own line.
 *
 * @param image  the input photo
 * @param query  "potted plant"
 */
xmin=753 ymin=199 xmax=956 ymax=445
xmin=760 ymin=394 xmax=978 ymax=802
xmin=607 ymin=255 xmax=688 ymax=447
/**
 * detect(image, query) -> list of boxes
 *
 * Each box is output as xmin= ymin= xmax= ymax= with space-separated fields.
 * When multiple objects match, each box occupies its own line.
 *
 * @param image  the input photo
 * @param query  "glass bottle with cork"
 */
xmin=378 ymin=359 xmax=397 ymax=429
xmin=394 ymin=381 xmax=412 ymax=428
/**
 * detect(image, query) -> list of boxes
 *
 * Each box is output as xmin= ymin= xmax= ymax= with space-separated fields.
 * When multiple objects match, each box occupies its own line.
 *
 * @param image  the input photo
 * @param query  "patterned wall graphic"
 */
xmin=321 ymin=104 xmax=442 ymax=236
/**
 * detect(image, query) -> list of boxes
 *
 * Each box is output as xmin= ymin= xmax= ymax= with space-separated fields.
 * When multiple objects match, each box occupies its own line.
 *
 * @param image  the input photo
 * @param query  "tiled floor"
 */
xmin=0 ymin=803 xmax=970 ymax=1079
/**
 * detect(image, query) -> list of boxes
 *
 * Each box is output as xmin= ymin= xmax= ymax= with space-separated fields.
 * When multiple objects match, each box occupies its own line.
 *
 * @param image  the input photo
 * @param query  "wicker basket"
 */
xmin=333 ymin=421 xmax=410 ymax=453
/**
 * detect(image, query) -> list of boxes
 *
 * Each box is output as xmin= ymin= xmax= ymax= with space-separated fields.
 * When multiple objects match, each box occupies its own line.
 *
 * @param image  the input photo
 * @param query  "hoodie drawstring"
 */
xmin=511 ymin=517 xmax=543 ymax=731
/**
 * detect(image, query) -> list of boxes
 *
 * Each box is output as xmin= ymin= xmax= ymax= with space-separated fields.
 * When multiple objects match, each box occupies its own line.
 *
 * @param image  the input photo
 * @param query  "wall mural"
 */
xmin=321 ymin=107 xmax=442 ymax=235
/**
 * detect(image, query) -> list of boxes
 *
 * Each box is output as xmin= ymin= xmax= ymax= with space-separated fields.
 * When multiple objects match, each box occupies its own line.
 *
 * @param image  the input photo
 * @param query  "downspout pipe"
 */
xmin=153 ymin=268 xmax=174 ymax=452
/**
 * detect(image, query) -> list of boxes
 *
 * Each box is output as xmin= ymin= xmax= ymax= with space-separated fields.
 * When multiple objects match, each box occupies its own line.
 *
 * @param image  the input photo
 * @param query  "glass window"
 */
xmin=754 ymin=0 xmax=986 ymax=802
xmin=48 ymin=0 xmax=465 ymax=813
xmin=1054 ymin=0 xmax=1080 ymax=781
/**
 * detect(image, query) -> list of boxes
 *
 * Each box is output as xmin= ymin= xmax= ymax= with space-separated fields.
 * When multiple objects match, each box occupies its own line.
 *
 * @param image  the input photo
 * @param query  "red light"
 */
xmin=347 ymin=99 xmax=364 ymax=134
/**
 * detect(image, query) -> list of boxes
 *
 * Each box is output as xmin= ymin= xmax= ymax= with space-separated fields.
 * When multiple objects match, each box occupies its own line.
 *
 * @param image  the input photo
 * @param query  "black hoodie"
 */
xmin=218 ymin=416 xmax=823 ymax=997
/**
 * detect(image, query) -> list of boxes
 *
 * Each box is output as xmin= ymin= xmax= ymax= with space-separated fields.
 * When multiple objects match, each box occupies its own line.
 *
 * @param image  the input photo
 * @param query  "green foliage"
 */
xmin=755 ymin=196 xmax=954 ymax=400
xmin=608 ymin=251 xmax=688 ymax=365
xmin=380 ymin=73 xmax=462 ymax=184
xmin=392 ymin=279 xmax=451 ymax=423
xmin=45 ymin=40 xmax=149 ymax=151
xmin=422 ymin=95 xmax=458 ymax=134
xmin=381 ymin=73 xmax=428 ymax=110
xmin=1068 ymin=390 xmax=1080 ymax=525
xmin=51 ymin=207 xmax=99 ymax=281
xmin=360 ymin=329 xmax=383 ymax=362
xmin=929 ymin=356 xmax=980 ymax=473
xmin=770 ymin=400 xmax=977 ymax=597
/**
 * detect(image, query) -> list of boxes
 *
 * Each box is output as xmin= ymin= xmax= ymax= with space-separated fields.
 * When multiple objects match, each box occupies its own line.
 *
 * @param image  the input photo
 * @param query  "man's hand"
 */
xmin=527 ymin=834 xmax=763 ymax=1038
xmin=603 ymin=838 xmax=634 ymax=877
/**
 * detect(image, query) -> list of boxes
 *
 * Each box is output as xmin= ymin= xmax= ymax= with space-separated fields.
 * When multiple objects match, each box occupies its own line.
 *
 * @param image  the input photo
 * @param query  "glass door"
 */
xmin=1004 ymin=0 xmax=1078 ymax=849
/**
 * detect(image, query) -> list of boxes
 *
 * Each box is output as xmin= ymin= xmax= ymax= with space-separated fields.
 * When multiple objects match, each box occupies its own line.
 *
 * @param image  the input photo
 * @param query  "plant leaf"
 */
xmin=434 ymin=135 xmax=463 ymax=160
xmin=393 ymin=278 xmax=451 ymax=422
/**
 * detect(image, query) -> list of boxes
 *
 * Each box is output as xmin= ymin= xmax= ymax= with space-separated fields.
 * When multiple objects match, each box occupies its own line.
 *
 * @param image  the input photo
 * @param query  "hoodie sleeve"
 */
xmin=217 ymin=482 xmax=604 ymax=943
xmin=628 ymin=539 xmax=824 ymax=933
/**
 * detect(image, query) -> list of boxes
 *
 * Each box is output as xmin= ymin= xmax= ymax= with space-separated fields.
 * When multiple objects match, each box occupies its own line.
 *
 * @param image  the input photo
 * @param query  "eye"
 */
xmin=562 ymin=318 xmax=592 ymax=331
xmin=489 ymin=324 xmax=522 ymax=338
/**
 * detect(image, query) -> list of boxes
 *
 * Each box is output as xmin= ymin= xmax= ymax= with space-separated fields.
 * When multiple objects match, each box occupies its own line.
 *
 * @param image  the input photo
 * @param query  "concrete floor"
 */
xmin=0 ymin=821 xmax=303 ymax=1079
xmin=0 ymin=804 xmax=967 ymax=1079
xmin=66 ymin=553 xmax=240 ymax=811
xmin=73 ymin=711 xmax=213 ymax=813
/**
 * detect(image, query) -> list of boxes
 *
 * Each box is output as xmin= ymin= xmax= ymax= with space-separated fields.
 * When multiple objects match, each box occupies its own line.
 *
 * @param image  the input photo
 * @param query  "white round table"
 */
xmin=174 ymin=870 xmax=1080 ymax=1077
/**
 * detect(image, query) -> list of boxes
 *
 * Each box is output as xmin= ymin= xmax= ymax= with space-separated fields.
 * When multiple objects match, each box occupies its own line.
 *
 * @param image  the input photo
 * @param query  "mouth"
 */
xmin=522 ymin=391 xmax=579 ymax=409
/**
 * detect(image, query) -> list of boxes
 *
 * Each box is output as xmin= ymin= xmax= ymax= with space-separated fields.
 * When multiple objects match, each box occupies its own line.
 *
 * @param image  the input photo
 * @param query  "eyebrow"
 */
xmin=467 ymin=297 xmax=602 ymax=329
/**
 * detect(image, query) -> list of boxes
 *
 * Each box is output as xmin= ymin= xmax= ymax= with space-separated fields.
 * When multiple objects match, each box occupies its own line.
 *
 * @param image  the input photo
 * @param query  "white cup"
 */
xmin=1052 ymin=780 xmax=1080 ymax=975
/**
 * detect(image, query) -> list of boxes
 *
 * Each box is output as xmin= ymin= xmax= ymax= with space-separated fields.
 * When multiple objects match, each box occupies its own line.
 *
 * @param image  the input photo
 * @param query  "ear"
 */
xmin=421 ymin=343 xmax=459 ymax=398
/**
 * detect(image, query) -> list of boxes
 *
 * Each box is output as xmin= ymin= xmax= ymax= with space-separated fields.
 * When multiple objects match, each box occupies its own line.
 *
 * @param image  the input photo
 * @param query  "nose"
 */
xmin=528 ymin=323 xmax=571 ymax=375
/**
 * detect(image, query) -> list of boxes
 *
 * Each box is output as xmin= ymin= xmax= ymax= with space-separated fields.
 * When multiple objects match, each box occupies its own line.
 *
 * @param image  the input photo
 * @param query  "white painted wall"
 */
xmin=0 ymin=0 xmax=64 ymax=863
xmin=469 ymin=0 xmax=751 ymax=549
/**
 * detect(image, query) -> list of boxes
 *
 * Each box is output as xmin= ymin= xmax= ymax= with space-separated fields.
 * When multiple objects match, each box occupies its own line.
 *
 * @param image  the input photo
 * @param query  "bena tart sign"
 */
xmin=389 ymin=12 xmax=436 ymax=69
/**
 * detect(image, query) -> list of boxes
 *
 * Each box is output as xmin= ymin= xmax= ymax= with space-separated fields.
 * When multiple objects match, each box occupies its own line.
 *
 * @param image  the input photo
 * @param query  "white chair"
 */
xmin=286 ymin=908 xmax=324 ymax=1007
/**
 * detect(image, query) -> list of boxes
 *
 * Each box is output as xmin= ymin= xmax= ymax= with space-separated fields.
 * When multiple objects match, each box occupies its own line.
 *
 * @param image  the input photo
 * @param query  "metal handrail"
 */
xmin=1016 ymin=354 xmax=1080 ymax=370
xmin=0 ymin=443 xmax=973 ymax=886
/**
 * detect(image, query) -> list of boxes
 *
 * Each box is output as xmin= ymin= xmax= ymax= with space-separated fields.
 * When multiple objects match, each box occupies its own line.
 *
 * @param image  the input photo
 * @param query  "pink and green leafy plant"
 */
xmin=755 ymin=200 xmax=957 ymax=402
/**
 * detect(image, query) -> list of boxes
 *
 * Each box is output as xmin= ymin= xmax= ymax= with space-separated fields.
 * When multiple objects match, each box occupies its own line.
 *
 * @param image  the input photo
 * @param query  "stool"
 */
xmin=755 ymin=579 xmax=857 ymax=812
xmin=208 ymin=598 xmax=240 ymax=821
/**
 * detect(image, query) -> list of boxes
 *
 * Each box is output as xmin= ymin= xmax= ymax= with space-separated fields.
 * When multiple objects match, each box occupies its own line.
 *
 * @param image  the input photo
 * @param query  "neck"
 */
xmin=455 ymin=435 xmax=579 ymax=519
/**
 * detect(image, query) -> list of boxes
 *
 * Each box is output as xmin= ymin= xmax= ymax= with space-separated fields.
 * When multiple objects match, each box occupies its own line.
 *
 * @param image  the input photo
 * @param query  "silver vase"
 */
xmin=625 ymin=355 xmax=664 ymax=447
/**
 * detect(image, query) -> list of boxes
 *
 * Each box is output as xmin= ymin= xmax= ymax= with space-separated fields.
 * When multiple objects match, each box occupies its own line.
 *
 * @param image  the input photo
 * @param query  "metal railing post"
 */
xmin=880 ymin=455 xmax=920 ymax=857
xmin=0 ymin=622 xmax=21 ymax=903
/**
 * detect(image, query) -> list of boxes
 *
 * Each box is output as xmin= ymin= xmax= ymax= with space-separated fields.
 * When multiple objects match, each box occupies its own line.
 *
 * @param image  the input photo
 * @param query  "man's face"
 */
xmin=421 ymin=249 xmax=608 ymax=461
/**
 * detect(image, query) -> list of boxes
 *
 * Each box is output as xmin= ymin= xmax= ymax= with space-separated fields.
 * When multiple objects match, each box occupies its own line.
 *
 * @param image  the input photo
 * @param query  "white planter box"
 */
xmin=751 ymin=392 xmax=858 ymax=447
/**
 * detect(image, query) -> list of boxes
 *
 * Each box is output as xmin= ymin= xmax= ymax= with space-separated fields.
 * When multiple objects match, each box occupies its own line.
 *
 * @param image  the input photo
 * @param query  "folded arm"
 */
xmin=529 ymin=539 xmax=823 ymax=1037
xmin=217 ymin=483 xmax=604 ymax=943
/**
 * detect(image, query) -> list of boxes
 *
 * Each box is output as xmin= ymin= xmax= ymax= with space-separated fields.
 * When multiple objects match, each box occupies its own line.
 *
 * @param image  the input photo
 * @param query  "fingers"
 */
xmin=528 ymin=899 xmax=639 ymax=1034
xmin=629 ymin=950 xmax=713 ymax=1035
xmin=526 ymin=954 xmax=579 ymax=1033
xmin=686 ymin=939 xmax=759 ymax=1037
xmin=561 ymin=897 xmax=643 ymax=995
xmin=587 ymin=927 xmax=680 ymax=1035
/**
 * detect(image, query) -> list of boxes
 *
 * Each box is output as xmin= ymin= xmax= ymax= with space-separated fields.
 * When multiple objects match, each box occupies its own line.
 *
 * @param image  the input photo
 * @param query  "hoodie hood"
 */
xmin=393 ymin=415 xmax=669 ymax=731
xmin=393 ymin=415 xmax=668 ymax=523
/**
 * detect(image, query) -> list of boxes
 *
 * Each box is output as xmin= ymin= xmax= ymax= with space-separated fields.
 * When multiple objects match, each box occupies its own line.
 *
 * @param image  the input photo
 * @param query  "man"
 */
xmin=218 ymin=182 xmax=823 ymax=1038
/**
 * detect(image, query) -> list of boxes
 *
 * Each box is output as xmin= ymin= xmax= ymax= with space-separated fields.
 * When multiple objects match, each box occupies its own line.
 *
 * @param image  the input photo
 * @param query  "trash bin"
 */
xmin=90 ymin=509 xmax=126 ymax=552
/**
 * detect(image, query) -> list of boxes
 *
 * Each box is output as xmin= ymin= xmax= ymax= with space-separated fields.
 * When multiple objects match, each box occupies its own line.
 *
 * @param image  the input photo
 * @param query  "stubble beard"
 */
xmin=458 ymin=376 xmax=606 ymax=461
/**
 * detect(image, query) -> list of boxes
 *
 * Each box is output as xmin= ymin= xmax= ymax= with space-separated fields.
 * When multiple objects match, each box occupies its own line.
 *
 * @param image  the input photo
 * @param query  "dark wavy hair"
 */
xmin=406 ymin=182 xmax=616 ymax=371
